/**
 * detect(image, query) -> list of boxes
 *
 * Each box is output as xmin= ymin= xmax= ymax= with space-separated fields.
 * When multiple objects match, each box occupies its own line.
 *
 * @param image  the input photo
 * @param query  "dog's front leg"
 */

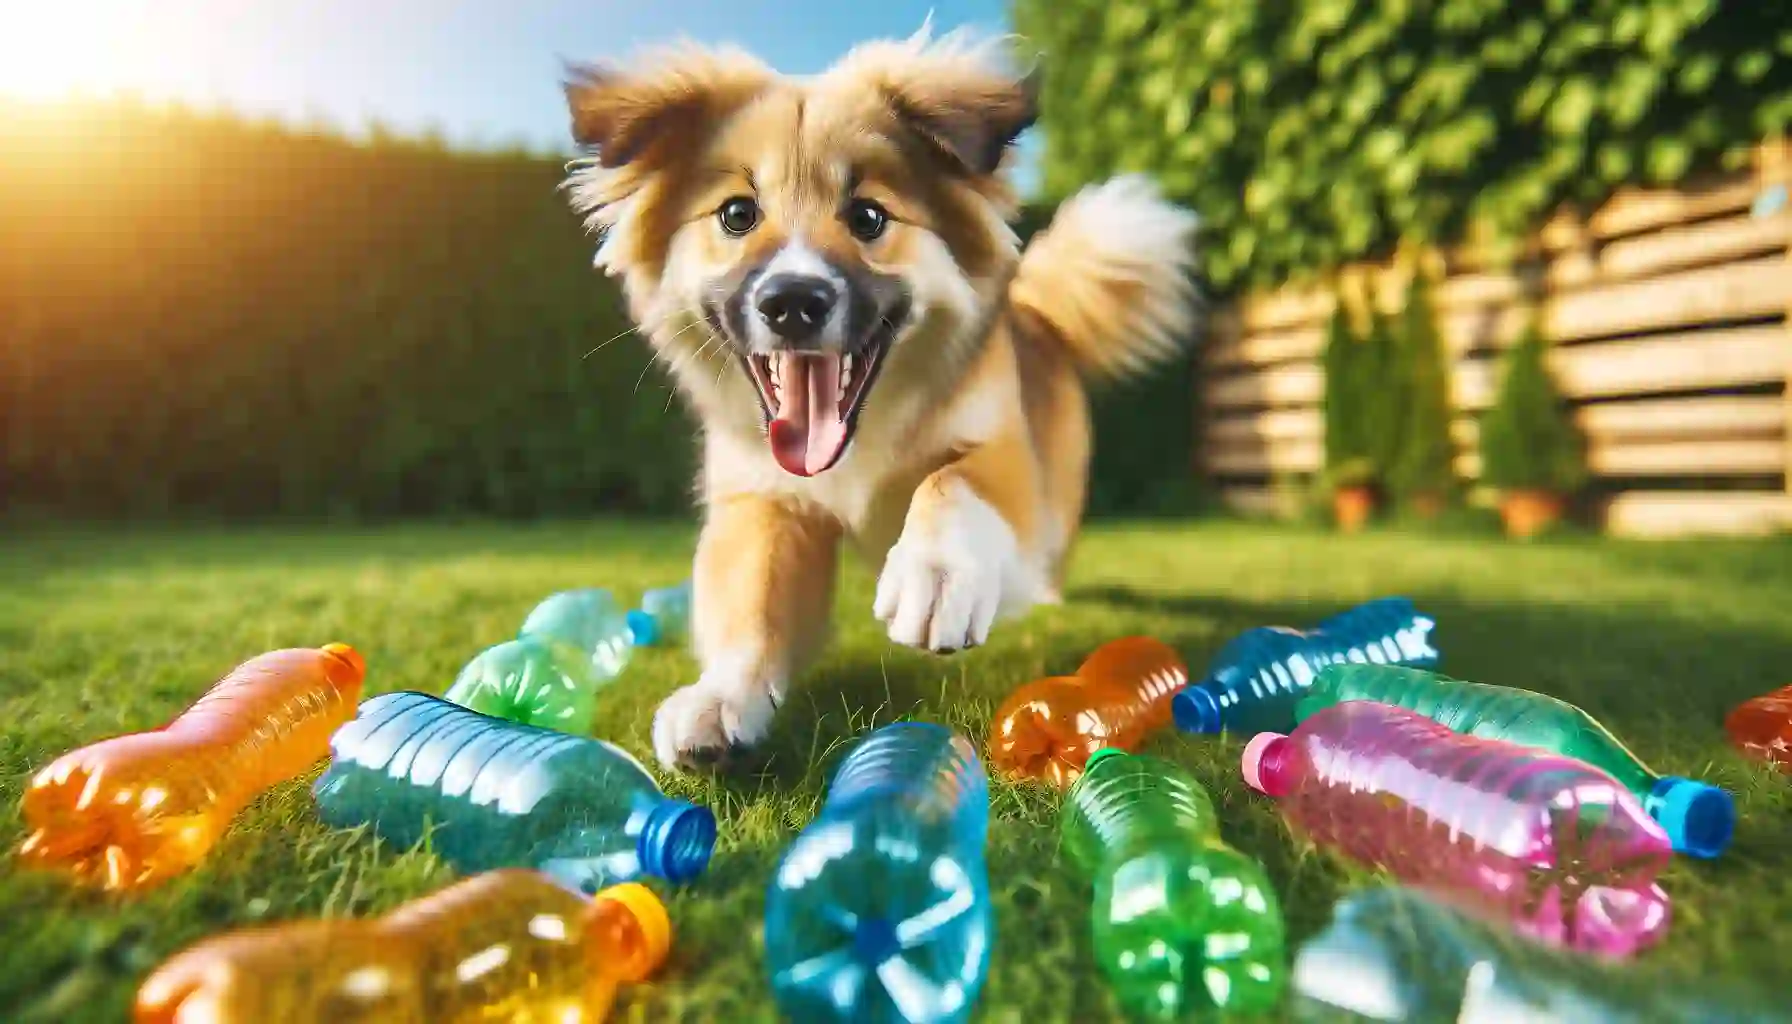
xmin=651 ymin=494 xmax=840 ymax=770
xmin=875 ymin=430 xmax=1047 ymax=653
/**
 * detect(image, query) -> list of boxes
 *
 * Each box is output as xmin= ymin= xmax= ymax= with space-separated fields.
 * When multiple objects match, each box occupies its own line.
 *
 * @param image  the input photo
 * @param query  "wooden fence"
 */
xmin=1199 ymin=142 xmax=1792 ymax=538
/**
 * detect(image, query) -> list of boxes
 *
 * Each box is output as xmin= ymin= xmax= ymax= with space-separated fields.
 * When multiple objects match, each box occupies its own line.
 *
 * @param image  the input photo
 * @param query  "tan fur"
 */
xmin=562 ymin=27 xmax=1203 ymax=769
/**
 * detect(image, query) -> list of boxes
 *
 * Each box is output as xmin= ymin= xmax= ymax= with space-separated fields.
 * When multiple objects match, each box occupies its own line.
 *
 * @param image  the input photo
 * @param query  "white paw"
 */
xmin=650 ymin=662 xmax=782 ymax=770
xmin=873 ymin=479 xmax=1039 ymax=653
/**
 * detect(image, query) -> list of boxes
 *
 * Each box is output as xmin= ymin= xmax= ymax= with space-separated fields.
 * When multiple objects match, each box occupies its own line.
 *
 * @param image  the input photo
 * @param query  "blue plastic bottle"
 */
xmin=763 ymin=722 xmax=993 ymax=1024
xmin=1172 ymin=597 xmax=1439 ymax=736
xmin=313 ymin=691 xmax=716 ymax=895
xmin=626 ymin=581 xmax=692 ymax=647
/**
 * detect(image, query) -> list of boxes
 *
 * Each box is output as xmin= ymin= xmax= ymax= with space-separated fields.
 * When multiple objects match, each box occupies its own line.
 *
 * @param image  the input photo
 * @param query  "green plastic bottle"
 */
xmin=444 ymin=589 xmax=635 ymax=734
xmin=1060 ymin=748 xmax=1287 ymax=1019
xmin=1296 ymin=663 xmax=1735 ymax=859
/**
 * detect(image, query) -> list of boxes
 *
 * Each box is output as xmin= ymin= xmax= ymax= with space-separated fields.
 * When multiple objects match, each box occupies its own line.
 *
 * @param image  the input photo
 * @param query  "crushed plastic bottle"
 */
xmin=444 ymin=589 xmax=635 ymax=733
xmin=1725 ymin=683 xmax=1792 ymax=773
xmin=18 ymin=643 xmax=366 ymax=891
xmin=1061 ymin=747 xmax=1286 ymax=1017
xmin=1242 ymin=700 xmax=1673 ymax=957
xmin=987 ymin=636 xmax=1188 ymax=788
xmin=1298 ymin=663 xmax=1734 ymax=859
xmin=133 ymin=869 xmax=671 ymax=1023
xmin=1172 ymin=597 xmax=1439 ymax=737
xmin=1292 ymin=885 xmax=1791 ymax=1023
xmin=313 ymin=691 xmax=715 ymax=895
xmin=763 ymin=721 xmax=993 ymax=1024
xmin=627 ymin=581 xmax=692 ymax=647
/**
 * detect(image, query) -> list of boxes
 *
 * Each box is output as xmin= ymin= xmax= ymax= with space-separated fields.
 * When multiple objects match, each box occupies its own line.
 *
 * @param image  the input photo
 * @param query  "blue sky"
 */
xmin=0 ymin=1 xmax=1042 ymax=191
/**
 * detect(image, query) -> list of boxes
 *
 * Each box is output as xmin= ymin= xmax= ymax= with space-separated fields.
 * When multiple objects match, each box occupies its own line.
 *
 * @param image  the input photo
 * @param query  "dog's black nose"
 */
xmin=755 ymin=275 xmax=837 ymax=342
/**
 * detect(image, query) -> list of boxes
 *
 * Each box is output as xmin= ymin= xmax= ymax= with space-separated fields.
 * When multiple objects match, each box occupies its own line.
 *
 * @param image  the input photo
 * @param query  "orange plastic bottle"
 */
xmin=133 ymin=870 xmax=671 ymax=1023
xmin=18 ymin=643 xmax=366 ymax=891
xmin=987 ymin=636 xmax=1188 ymax=788
xmin=1725 ymin=684 xmax=1792 ymax=772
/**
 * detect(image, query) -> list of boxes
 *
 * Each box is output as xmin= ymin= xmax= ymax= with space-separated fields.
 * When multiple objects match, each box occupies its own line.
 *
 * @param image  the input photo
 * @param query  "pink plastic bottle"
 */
xmin=1241 ymin=700 xmax=1673 ymax=958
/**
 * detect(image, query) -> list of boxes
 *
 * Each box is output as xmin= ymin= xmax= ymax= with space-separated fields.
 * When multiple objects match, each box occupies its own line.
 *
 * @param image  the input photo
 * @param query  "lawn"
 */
xmin=2 ymin=518 xmax=1790 ymax=1022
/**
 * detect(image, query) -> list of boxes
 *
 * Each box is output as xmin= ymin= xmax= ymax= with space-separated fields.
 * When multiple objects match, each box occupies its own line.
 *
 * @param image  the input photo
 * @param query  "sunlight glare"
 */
xmin=0 ymin=3 xmax=181 ymax=102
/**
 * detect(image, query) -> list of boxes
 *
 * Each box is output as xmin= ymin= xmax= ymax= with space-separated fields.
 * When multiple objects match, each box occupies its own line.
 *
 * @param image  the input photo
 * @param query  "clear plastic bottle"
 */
xmin=1241 ymin=700 xmax=1673 ymax=958
xmin=987 ymin=636 xmax=1188 ymax=789
xmin=1298 ymin=663 xmax=1735 ymax=858
xmin=1725 ymin=683 xmax=1792 ymax=773
xmin=313 ymin=691 xmax=715 ymax=895
xmin=1172 ymin=597 xmax=1439 ymax=736
xmin=1061 ymin=747 xmax=1286 ymax=1018
xmin=763 ymin=721 xmax=993 ymax=1024
xmin=132 ymin=869 xmax=671 ymax=1023
xmin=445 ymin=589 xmax=635 ymax=733
xmin=1292 ymin=885 xmax=1790 ymax=1023
xmin=626 ymin=581 xmax=692 ymax=647
xmin=19 ymin=643 xmax=367 ymax=891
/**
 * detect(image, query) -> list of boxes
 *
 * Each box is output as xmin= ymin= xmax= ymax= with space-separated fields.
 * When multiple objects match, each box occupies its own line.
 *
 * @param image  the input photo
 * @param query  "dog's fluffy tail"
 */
xmin=1007 ymin=174 xmax=1202 ymax=380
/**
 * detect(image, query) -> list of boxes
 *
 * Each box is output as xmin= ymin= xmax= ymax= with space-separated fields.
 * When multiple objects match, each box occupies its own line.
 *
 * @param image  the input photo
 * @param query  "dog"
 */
xmin=561 ymin=26 xmax=1202 ymax=771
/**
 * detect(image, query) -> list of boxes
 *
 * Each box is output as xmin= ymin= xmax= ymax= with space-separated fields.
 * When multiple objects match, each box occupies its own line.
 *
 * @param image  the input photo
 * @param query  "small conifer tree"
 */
xmin=1320 ymin=292 xmax=1373 ymax=490
xmin=1359 ymin=301 xmax=1407 ymax=492
xmin=1389 ymin=269 xmax=1458 ymax=508
xmin=1478 ymin=318 xmax=1588 ymax=495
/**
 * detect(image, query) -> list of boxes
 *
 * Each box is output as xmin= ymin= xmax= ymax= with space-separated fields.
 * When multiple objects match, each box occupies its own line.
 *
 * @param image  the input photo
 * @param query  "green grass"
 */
xmin=3 ymin=519 xmax=1790 ymax=1021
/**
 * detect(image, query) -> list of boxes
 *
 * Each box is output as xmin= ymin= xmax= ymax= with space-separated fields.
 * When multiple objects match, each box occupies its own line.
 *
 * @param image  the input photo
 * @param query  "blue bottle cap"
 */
xmin=1648 ymin=776 xmax=1735 ymax=859
xmin=626 ymin=609 xmax=659 ymax=647
xmin=638 ymin=798 xmax=717 ymax=883
xmin=1171 ymin=684 xmax=1224 ymax=734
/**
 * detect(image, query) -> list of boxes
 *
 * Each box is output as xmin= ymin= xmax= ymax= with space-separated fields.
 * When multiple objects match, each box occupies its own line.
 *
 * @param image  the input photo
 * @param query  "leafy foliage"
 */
xmin=1478 ymin=318 xmax=1588 ymax=494
xmin=1013 ymin=0 xmax=1792 ymax=289
xmin=1388 ymin=268 xmax=1458 ymax=503
xmin=1359 ymin=302 xmax=1409 ymax=493
xmin=1319 ymin=295 xmax=1375 ymax=489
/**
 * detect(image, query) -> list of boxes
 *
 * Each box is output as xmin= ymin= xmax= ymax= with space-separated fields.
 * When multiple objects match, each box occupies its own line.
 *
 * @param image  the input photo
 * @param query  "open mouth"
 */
xmin=740 ymin=304 xmax=906 ymax=477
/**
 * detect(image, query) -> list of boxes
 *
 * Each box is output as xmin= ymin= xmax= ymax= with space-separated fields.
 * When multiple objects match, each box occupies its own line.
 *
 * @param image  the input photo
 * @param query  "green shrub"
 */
xmin=1359 ymin=301 xmax=1408 ymax=493
xmin=1319 ymin=292 xmax=1374 ymax=489
xmin=1478 ymin=318 xmax=1588 ymax=495
xmin=1389 ymin=267 xmax=1458 ymax=505
xmin=1012 ymin=0 xmax=1792 ymax=290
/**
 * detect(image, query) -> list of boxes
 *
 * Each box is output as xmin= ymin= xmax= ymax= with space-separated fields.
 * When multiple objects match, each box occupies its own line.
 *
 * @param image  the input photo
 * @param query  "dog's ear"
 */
xmin=563 ymin=47 xmax=773 ymax=169
xmin=882 ymin=66 xmax=1039 ymax=177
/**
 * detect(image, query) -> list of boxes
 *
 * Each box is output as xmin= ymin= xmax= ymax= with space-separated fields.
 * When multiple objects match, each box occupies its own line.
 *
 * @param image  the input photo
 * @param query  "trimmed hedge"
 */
xmin=0 ymin=107 xmax=1194 ymax=522
xmin=1013 ymin=0 xmax=1792 ymax=290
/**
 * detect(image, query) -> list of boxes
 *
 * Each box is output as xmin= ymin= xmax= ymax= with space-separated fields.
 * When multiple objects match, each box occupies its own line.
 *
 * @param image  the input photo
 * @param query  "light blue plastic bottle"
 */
xmin=313 ymin=691 xmax=715 ymax=895
xmin=1172 ymin=596 xmax=1439 ymax=736
xmin=626 ymin=580 xmax=692 ymax=647
xmin=763 ymin=722 xmax=993 ymax=1024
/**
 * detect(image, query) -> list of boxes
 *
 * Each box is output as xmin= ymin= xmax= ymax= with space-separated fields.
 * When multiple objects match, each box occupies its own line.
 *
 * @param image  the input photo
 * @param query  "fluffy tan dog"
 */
xmin=561 ymin=27 xmax=1202 ymax=770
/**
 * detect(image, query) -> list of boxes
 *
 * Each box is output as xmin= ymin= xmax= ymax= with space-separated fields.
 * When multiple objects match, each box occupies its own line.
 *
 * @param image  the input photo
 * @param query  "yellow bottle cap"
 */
xmin=595 ymin=882 xmax=671 ymax=981
xmin=320 ymin=642 xmax=367 ymax=680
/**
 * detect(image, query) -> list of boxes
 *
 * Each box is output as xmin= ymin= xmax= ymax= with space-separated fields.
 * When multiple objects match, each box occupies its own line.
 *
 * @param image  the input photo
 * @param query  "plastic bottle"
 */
xmin=1241 ymin=700 xmax=1673 ymax=958
xmin=1292 ymin=885 xmax=1790 ymax=1023
xmin=1061 ymin=747 xmax=1286 ymax=1018
xmin=18 ymin=643 xmax=367 ymax=892
xmin=1296 ymin=663 xmax=1735 ymax=859
xmin=132 ymin=869 xmax=671 ymax=1023
xmin=1725 ymin=683 xmax=1792 ymax=773
xmin=763 ymin=721 xmax=993 ymax=1024
xmin=444 ymin=589 xmax=635 ymax=733
xmin=626 ymin=581 xmax=692 ymax=647
xmin=1172 ymin=597 xmax=1439 ymax=737
xmin=987 ymin=636 xmax=1188 ymax=789
xmin=313 ymin=691 xmax=715 ymax=895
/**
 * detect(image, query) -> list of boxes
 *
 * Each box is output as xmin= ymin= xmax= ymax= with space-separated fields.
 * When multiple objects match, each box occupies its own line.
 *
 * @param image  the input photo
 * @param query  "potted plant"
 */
xmin=1389 ymin=267 xmax=1457 ymax=519
xmin=1319 ymin=290 xmax=1377 ymax=532
xmin=1477 ymin=317 xmax=1587 ymax=538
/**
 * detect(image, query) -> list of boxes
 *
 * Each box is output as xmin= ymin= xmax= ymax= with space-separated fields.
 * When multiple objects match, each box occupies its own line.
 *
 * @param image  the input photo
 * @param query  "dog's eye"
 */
xmin=718 ymin=197 xmax=759 ymax=236
xmin=844 ymin=199 xmax=889 ymax=242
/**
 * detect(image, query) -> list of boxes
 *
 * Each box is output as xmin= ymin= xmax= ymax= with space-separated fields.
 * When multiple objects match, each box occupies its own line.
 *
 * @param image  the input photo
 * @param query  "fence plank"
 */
xmin=1577 ymin=394 xmax=1786 ymax=439
xmin=1206 ymin=362 xmax=1324 ymax=410
xmin=1603 ymin=492 xmax=1792 ymax=538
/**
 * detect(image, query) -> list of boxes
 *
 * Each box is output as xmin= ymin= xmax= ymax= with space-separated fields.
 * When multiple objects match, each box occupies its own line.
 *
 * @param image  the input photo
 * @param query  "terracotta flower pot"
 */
xmin=1499 ymin=489 xmax=1564 ymax=539
xmin=1333 ymin=486 xmax=1376 ymax=533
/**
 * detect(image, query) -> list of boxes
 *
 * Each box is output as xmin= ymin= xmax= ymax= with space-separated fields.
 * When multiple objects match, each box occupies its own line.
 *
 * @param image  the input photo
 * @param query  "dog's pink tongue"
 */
xmin=768 ymin=353 xmax=848 ymax=477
